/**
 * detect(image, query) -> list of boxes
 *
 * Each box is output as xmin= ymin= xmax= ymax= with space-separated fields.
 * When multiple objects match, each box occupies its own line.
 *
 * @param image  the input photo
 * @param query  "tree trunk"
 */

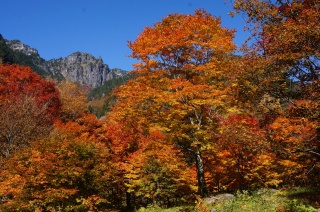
xmin=126 ymin=191 xmax=131 ymax=210
xmin=195 ymin=150 xmax=208 ymax=197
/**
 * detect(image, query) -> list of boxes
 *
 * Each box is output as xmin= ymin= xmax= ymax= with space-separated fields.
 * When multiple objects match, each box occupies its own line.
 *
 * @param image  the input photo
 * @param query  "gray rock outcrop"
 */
xmin=6 ymin=40 xmax=38 ymax=56
xmin=5 ymin=38 xmax=127 ymax=88
xmin=47 ymin=52 xmax=126 ymax=88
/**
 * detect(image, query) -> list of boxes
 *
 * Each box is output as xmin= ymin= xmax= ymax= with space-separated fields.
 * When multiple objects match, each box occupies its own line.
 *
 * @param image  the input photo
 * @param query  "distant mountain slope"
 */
xmin=88 ymin=73 xmax=133 ymax=100
xmin=0 ymin=34 xmax=127 ymax=88
xmin=0 ymin=34 xmax=50 ymax=77
xmin=87 ymin=73 xmax=134 ymax=117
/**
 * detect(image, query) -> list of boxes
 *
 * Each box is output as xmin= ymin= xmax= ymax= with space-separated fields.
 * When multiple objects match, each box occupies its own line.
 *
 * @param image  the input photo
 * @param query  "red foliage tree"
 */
xmin=0 ymin=64 xmax=61 ymax=157
xmin=0 ymin=64 xmax=61 ymax=120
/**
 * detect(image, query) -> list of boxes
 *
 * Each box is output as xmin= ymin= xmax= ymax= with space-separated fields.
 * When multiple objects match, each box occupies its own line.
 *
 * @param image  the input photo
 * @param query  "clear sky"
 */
xmin=1 ymin=0 xmax=249 ymax=71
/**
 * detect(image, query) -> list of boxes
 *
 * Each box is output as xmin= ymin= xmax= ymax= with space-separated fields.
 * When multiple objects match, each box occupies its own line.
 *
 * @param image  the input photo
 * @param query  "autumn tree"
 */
xmin=232 ymin=0 xmax=320 ymax=185
xmin=269 ymin=116 xmax=318 ymax=186
xmin=0 ymin=64 xmax=60 ymax=158
xmin=109 ymin=10 xmax=236 ymax=198
xmin=102 ymin=120 xmax=144 ymax=209
xmin=0 ymin=64 xmax=60 ymax=118
xmin=0 ymin=131 xmax=116 ymax=211
xmin=232 ymin=0 xmax=319 ymax=116
xmin=205 ymin=114 xmax=279 ymax=191
xmin=124 ymin=131 xmax=197 ymax=207
xmin=0 ymin=66 xmax=125 ymax=211
xmin=0 ymin=96 xmax=51 ymax=159
xmin=56 ymin=80 xmax=88 ymax=122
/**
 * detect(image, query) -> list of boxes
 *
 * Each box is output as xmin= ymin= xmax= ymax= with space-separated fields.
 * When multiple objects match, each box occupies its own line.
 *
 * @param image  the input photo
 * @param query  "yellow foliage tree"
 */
xmin=57 ymin=80 xmax=88 ymax=122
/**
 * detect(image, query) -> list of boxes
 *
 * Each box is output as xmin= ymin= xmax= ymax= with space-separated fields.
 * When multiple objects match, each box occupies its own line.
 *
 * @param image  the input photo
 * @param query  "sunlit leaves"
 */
xmin=57 ymin=80 xmax=88 ymax=122
xmin=124 ymin=131 xmax=196 ymax=205
xmin=108 ymin=10 xmax=238 ymax=199
xmin=0 ymin=133 xmax=114 ymax=211
xmin=1 ymin=3 xmax=319 ymax=210
xmin=269 ymin=116 xmax=318 ymax=185
xmin=128 ymin=9 xmax=236 ymax=80
xmin=0 ymin=64 xmax=61 ymax=120
xmin=205 ymin=114 xmax=275 ymax=191
xmin=233 ymin=0 xmax=320 ymax=186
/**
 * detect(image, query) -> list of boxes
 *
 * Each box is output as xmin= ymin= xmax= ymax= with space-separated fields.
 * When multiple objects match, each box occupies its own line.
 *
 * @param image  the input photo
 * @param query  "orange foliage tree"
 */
xmin=269 ymin=116 xmax=319 ymax=186
xmin=0 ymin=131 xmax=116 ymax=211
xmin=205 ymin=114 xmax=279 ymax=192
xmin=232 ymin=0 xmax=320 ymax=186
xmin=108 ymin=9 xmax=237 ymax=198
xmin=0 ymin=65 xmax=122 ymax=210
xmin=102 ymin=120 xmax=144 ymax=209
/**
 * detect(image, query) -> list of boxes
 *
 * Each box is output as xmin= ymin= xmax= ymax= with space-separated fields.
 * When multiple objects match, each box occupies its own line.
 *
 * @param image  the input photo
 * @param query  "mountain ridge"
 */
xmin=1 ymin=35 xmax=127 ymax=88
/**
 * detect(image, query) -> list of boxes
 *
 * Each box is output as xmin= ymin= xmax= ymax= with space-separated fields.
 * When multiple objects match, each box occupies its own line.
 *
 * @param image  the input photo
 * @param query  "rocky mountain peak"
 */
xmin=2 ymin=36 xmax=127 ymax=88
xmin=48 ymin=51 xmax=118 ymax=88
xmin=5 ymin=39 xmax=38 ymax=56
xmin=65 ymin=52 xmax=98 ymax=64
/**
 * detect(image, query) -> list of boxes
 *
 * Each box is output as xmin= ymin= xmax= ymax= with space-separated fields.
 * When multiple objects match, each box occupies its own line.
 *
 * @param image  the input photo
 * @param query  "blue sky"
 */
xmin=1 ymin=0 xmax=249 ymax=71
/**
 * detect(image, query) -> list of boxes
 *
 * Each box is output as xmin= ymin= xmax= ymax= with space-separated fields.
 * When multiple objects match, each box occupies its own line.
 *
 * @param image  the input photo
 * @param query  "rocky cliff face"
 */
xmin=6 ymin=40 xmax=38 ymax=56
xmin=47 ymin=52 xmax=126 ymax=88
xmin=4 ymin=38 xmax=127 ymax=88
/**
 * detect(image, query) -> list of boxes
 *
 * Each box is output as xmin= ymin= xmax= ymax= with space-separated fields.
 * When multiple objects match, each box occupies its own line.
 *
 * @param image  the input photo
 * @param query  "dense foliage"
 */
xmin=0 ymin=1 xmax=319 ymax=211
xmin=0 ymin=64 xmax=61 ymax=158
xmin=87 ymin=74 xmax=133 ymax=117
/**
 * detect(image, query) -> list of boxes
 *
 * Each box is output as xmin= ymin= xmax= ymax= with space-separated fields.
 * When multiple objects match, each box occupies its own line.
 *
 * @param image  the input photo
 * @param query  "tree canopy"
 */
xmin=0 ymin=4 xmax=319 ymax=210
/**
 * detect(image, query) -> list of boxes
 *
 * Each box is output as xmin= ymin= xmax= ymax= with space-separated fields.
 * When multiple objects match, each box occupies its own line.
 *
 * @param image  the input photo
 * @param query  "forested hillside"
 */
xmin=87 ymin=73 xmax=134 ymax=117
xmin=0 ymin=35 xmax=50 ymax=77
xmin=0 ymin=1 xmax=319 ymax=211
xmin=0 ymin=35 xmax=127 ymax=87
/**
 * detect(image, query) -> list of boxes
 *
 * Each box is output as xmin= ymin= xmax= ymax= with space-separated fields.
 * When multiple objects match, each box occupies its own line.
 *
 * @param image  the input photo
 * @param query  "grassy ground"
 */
xmin=136 ymin=187 xmax=320 ymax=212
xmin=210 ymin=188 xmax=318 ymax=212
